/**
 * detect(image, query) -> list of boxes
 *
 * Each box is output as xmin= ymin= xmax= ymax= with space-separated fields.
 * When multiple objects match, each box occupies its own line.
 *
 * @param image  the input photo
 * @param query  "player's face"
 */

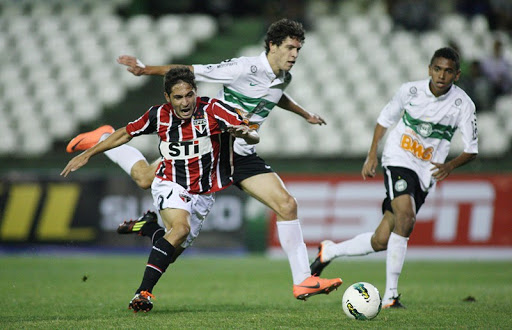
xmin=268 ymin=36 xmax=302 ymax=74
xmin=165 ymin=81 xmax=197 ymax=119
xmin=428 ymin=57 xmax=460 ymax=97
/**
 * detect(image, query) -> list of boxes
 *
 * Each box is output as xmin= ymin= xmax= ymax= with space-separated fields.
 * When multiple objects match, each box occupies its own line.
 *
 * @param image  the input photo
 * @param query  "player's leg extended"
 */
xmin=119 ymin=188 xmax=212 ymax=267
xmin=239 ymin=173 xmax=306 ymax=283
xmin=66 ymin=125 xmax=157 ymax=190
xmin=239 ymin=172 xmax=297 ymax=220
xmin=130 ymin=208 xmax=190 ymax=313
xmin=382 ymin=194 xmax=416 ymax=308
xmin=310 ymin=212 xmax=395 ymax=276
xmin=240 ymin=173 xmax=342 ymax=300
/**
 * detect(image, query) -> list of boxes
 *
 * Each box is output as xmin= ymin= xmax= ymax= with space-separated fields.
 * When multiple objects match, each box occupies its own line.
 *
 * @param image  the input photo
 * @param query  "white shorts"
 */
xmin=151 ymin=178 xmax=215 ymax=248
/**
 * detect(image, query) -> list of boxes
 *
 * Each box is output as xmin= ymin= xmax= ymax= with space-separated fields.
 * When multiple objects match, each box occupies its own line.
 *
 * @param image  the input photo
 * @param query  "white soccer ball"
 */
xmin=342 ymin=282 xmax=382 ymax=320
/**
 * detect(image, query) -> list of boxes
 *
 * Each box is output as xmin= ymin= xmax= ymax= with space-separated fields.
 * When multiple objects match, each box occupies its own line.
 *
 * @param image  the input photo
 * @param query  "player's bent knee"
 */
xmin=394 ymin=214 xmax=416 ymax=237
xmin=133 ymin=177 xmax=152 ymax=190
xmin=275 ymin=194 xmax=298 ymax=220
xmin=130 ymin=162 xmax=154 ymax=190
xmin=175 ymin=223 xmax=191 ymax=238
xmin=371 ymin=234 xmax=388 ymax=251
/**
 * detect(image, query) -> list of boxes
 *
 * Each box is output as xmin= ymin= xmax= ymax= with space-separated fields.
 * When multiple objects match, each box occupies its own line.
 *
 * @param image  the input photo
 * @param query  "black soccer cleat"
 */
xmin=117 ymin=211 xmax=158 ymax=235
xmin=309 ymin=241 xmax=333 ymax=276
xmin=382 ymin=294 xmax=406 ymax=309
xmin=310 ymin=257 xmax=331 ymax=277
xmin=129 ymin=291 xmax=155 ymax=313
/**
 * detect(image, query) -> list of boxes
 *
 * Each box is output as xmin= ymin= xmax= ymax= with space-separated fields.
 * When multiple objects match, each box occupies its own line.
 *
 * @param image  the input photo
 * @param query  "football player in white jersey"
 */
xmin=310 ymin=47 xmax=478 ymax=308
xmin=67 ymin=19 xmax=342 ymax=301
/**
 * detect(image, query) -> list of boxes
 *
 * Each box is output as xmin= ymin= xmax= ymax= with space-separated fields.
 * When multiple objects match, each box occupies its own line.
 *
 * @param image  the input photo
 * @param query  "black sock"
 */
xmin=136 ymin=238 xmax=175 ymax=294
xmin=141 ymin=222 xmax=164 ymax=238
xmin=151 ymin=228 xmax=166 ymax=245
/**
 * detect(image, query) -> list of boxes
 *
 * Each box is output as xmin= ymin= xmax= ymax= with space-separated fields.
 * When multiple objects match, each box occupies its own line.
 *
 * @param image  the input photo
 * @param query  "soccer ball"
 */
xmin=342 ymin=282 xmax=382 ymax=320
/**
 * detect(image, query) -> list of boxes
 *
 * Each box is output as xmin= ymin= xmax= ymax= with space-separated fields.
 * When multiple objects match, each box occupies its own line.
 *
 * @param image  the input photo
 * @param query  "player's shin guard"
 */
xmin=136 ymin=238 xmax=175 ymax=294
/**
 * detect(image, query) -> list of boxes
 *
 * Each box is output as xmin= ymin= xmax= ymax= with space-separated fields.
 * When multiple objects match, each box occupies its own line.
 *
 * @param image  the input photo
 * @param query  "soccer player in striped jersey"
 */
xmin=310 ymin=47 xmax=479 ymax=309
xmin=68 ymin=19 xmax=342 ymax=302
xmin=62 ymin=67 xmax=261 ymax=312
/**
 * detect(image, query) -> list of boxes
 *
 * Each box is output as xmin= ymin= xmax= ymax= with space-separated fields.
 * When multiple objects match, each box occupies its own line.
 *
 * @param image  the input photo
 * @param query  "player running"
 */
xmin=310 ymin=47 xmax=478 ymax=308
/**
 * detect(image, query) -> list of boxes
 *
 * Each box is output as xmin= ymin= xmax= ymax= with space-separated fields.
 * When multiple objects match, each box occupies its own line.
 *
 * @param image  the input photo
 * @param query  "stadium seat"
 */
xmin=471 ymin=15 xmax=490 ymax=36
xmin=477 ymin=113 xmax=509 ymax=156
xmin=439 ymin=14 xmax=468 ymax=40
xmin=495 ymin=95 xmax=512 ymax=137
xmin=186 ymin=15 xmax=218 ymax=41
xmin=156 ymin=15 xmax=183 ymax=36
xmin=126 ymin=15 xmax=153 ymax=35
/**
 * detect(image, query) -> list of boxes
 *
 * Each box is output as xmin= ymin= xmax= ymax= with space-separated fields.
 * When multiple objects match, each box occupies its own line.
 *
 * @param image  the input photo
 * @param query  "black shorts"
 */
xmin=232 ymin=152 xmax=274 ymax=187
xmin=382 ymin=166 xmax=428 ymax=214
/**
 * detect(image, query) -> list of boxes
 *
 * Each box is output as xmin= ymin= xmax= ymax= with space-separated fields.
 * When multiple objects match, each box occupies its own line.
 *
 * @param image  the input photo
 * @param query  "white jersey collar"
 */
xmin=259 ymin=51 xmax=287 ymax=84
xmin=426 ymin=79 xmax=454 ymax=100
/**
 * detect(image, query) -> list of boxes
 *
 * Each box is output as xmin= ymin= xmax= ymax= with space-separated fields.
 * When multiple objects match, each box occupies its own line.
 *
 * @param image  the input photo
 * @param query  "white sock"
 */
xmin=100 ymin=133 xmax=147 ymax=175
xmin=325 ymin=232 xmax=374 ymax=261
xmin=383 ymin=232 xmax=408 ymax=302
xmin=276 ymin=220 xmax=311 ymax=285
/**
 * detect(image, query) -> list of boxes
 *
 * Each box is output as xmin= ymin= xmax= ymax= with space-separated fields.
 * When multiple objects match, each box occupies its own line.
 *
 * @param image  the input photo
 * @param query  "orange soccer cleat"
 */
xmin=66 ymin=125 xmax=114 ymax=153
xmin=293 ymin=275 xmax=342 ymax=301
xmin=129 ymin=290 xmax=155 ymax=313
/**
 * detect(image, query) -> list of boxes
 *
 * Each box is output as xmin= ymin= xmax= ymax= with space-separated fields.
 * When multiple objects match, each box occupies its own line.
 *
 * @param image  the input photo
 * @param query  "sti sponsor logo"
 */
xmin=287 ymin=181 xmax=495 ymax=244
xmin=159 ymin=136 xmax=213 ymax=160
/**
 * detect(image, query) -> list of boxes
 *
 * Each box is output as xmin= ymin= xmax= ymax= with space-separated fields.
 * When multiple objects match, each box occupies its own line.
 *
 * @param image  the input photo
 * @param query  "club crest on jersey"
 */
xmin=418 ymin=122 xmax=433 ymax=137
xmin=395 ymin=179 xmax=407 ymax=192
xmin=193 ymin=118 xmax=207 ymax=134
xmin=179 ymin=192 xmax=192 ymax=203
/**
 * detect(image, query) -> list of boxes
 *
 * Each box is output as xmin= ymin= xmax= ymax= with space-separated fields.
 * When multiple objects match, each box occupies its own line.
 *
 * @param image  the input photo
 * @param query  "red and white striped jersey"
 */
xmin=125 ymin=97 xmax=248 ymax=194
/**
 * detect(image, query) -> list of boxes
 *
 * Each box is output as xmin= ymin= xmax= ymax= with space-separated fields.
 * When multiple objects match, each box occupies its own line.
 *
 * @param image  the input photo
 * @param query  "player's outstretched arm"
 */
xmin=430 ymin=152 xmax=477 ymax=181
xmin=117 ymin=55 xmax=193 ymax=76
xmin=61 ymin=128 xmax=133 ymax=177
xmin=278 ymin=93 xmax=326 ymax=125
xmin=226 ymin=125 xmax=260 ymax=144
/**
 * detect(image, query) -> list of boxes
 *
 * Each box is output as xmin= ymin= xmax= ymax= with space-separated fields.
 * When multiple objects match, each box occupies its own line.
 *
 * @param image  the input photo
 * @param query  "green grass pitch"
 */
xmin=1 ymin=254 xmax=511 ymax=328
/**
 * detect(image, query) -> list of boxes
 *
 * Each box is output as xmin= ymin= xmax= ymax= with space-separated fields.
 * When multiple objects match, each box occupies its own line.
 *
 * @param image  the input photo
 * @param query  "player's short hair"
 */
xmin=431 ymin=47 xmax=461 ymax=71
xmin=264 ymin=18 xmax=305 ymax=54
xmin=164 ymin=67 xmax=197 ymax=94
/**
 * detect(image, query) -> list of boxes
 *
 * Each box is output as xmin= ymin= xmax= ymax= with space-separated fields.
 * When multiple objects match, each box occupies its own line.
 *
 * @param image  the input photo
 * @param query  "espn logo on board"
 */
xmin=267 ymin=175 xmax=512 ymax=248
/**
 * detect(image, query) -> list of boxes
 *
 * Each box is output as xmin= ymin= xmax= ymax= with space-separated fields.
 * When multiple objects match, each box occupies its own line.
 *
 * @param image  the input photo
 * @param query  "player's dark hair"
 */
xmin=431 ymin=47 xmax=460 ymax=71
xmin=264 ymin=18 xmax=305 ymax=54
xmin=164 ymin=67 xmax=197 ymax=94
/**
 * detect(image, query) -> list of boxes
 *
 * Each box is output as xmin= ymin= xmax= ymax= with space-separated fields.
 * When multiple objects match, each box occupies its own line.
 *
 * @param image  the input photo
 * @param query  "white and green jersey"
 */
xmin=193 ymin=51 xmax=292 ymax=155
xmin=378 ymin=79 xmax=478 ymax=191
